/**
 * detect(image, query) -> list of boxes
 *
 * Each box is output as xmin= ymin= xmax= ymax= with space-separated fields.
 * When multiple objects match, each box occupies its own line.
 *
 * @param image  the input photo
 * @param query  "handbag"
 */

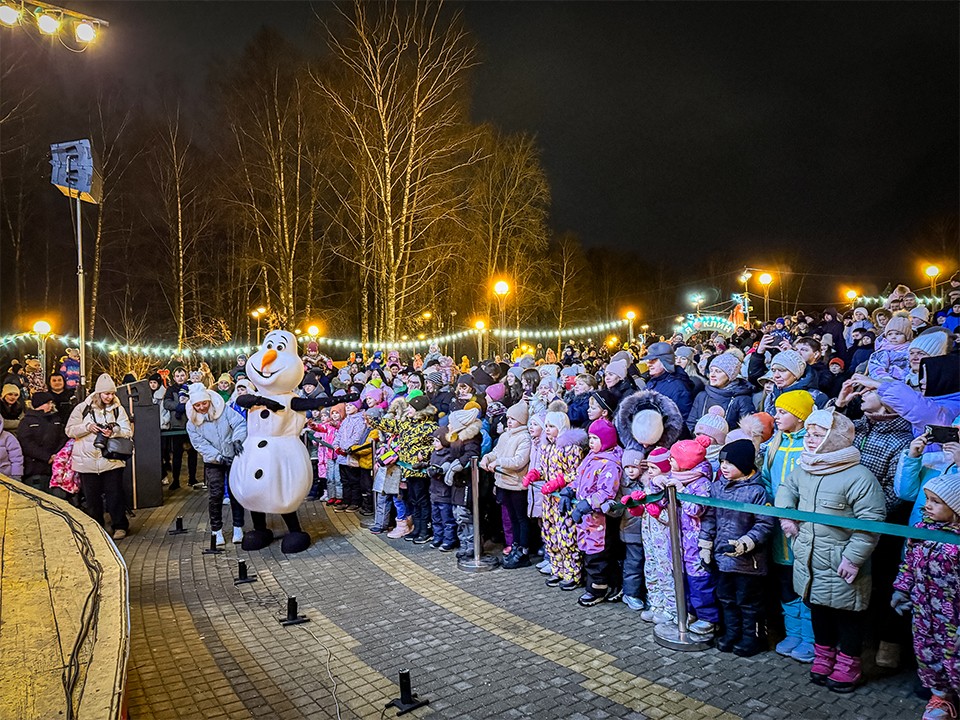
xmin=102 ymin=435 xmax=134 ymax=461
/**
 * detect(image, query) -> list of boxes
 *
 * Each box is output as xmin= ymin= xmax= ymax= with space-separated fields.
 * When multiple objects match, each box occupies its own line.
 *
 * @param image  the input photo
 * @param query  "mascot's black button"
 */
xmin=255 ymin=469 xmax=263 ymax=479
xmin=258 ymin=440 xmax=267 ymax=448
xmin=260 ymin=409 xmax=270 ymax=419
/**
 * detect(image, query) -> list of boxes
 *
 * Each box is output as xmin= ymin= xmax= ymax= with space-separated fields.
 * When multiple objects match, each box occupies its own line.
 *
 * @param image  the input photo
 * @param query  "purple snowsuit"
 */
xmin=571 ymin=447 xmax=622 ymax=553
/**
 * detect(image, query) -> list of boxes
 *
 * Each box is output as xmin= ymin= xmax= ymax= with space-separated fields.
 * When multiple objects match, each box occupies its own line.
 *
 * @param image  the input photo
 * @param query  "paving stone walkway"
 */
xmin=120 ymin=490 xmax=925 ymax=720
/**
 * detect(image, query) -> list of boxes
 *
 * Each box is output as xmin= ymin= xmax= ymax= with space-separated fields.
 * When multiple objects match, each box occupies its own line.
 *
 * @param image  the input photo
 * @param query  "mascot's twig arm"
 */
xmin=291 ymin=392 xmax=360 ymax=412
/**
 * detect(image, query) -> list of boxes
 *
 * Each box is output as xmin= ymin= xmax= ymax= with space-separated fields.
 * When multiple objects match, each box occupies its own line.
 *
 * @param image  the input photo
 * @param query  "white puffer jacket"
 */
xmin=66 ymin=394 xmax=133 ymax=475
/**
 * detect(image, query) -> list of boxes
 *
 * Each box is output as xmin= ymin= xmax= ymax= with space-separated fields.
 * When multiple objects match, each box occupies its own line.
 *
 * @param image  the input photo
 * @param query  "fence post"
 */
xmin=653 ymin=485 xmax=711 ymax=650
xmin=457 ymin=457 xmax=499 ymax=572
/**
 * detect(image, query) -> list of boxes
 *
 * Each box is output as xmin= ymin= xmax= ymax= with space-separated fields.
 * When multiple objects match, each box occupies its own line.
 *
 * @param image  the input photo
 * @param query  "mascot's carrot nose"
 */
xmin=261 ymin=349 xmax=278 ymax=370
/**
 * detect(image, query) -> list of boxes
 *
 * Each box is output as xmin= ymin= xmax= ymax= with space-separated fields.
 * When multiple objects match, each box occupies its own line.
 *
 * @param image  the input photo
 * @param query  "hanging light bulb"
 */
xmin=75 ymin=19 xmax=96 ymax=42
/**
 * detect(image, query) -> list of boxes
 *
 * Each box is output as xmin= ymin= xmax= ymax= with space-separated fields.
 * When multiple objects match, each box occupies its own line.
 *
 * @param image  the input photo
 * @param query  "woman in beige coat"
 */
xmin=66 ymin=373 xmax=133 ymax=540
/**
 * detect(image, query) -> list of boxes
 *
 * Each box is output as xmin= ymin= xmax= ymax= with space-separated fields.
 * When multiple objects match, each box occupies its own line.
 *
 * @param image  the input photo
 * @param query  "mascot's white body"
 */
xmin=231 ymin=331 xmax=311 ymax=514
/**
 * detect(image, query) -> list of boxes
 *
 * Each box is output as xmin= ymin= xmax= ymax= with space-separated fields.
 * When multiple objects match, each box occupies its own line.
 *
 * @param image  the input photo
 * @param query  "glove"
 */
xmin=837 ymin=557 xmax=860 ymax=584
xmin=233 ymin=440 xmax=245 ymax=457
xmin=628 ymin=506 xmax=645 ymax=517
xmin=558 ymin=486 xmax=576 ymax=499
xmin=411 ymin=461 xmax=430 ymax=471
xmin=444 ymin=460 xmax=462 ymax=487
xmin=780 ymin=519 xmax=800 ymax=538
xmin=720 ymin=535 xmax=756 ymax=557
xmin=890 ymin=589 xmax=911 ymax=616
xmin=571 ymin=499 xmax=592 ymax=524
xmin=698 ymin=539 xmax=713 ymax=568
xmin=558 ymin=493 xmax=575 ymax=516
xmin=645 ymin=502 xmax=663 ymax=519
xmin=522 ymin=469 xmax=541 ymax=488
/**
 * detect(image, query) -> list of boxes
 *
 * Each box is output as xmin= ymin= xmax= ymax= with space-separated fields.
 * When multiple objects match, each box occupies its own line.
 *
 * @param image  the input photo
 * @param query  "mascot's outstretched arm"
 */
xmin=291 ymin=392 xmax=359 ymax=412
xmin=235 ymin=394 xmax=284 ymax=412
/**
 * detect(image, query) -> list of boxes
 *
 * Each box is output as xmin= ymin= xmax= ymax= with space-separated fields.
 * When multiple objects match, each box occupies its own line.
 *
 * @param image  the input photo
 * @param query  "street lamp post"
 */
xmin=845 ymin=289 xmax=858 ymax=311
xmin=251 ymin=307 xmax=267 ymax=344
xmin=475 ymin=320 xmax=486 ymax=362
xmin=758 ymin=273 xmax=773 ymax=323
xmin=450 ymin=310 xmax=458 ymax=358
xmin=739 ymin=271 xmax=753 ymax=325
xmin=925 ymin=265 xmax=940 ymax=311
xmin=625 ymin=311 xmax=636 ymax=344
xmin=33 ymin=321 xmax=52 ymax=374
xmin=493 ymin=280 xmax=509 ymax=358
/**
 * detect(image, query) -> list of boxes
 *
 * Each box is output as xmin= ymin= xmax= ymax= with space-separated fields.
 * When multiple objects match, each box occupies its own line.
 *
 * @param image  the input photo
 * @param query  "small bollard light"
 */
xmin=168 ymin=516 xmax=188 ymax=535
xmin=234 ymin=559 xmax=257 ymax=585
xmin=385 ymin=668 xmax=430 ymax=715
xmin=279 ymin=596 xmax=308 ymax=626
xmin=202 ymin=533 xmax=223 ymax=555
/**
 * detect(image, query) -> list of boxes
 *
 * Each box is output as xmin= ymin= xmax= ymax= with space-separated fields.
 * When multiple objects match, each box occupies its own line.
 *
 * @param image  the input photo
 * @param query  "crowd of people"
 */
xmin=1 ymin=278 xmax=959 ymax=719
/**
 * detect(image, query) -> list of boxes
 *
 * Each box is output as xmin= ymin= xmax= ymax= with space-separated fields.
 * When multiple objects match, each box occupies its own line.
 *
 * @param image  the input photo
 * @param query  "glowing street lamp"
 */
xmin=758 ymin=273 xmax=773 ymax=323
xmin=251 ymin=307 xmax=267 ymax=344
xmin=475 ymin=319 xmax=486 ymax=361
xmin=307 ymin=325 xmax=320 ymax=337
xmin=844 ymin=289 xmax=858 ymax=311
xmin=625 ymin=310 xmax=636 ymax=343
xmin=0 ymin=4 xmax=21 ymax=25
xmin=690 ymin=293 xmax=705 ymax=316
xmin=32 ymin=320 xmax=52 ymax=374
xmin=493 ymin=280 xmax=510 ymax=355
xmin=37 ymin=11 xmax=60 ymax=34
xmin=925 ymin=265 xmax=941 ymax=310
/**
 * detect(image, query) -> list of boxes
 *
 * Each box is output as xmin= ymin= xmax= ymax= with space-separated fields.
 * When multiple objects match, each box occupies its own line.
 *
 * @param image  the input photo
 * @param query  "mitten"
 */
xmin=233 ymin=440 xmax=245 ymax=457
xmin=698 ymin=539 xmax=713 ymax=568
xmin=779 ymin=518 xmax=800 ymax=538
xmin=631 ymin=490 xmax=646 ymax=503
xmin=558 ymin=485 xmax=576 ymax=499
xmin=721 ymin=535 xmax=755 ymax=557
xmin=522 ymin=469 xmax=541 ymax=488
xmin=890 ymin=589 xmax=912 ymax=616
xmin=558 ymin=493 xmax=575 ymax=516
xmin=571 ymin=499 xmax=592 ymax=524
xmin=628 ymin=506 xmax=645 ymax=517
xmin=645 ymin=502 xmax=663 ymax=519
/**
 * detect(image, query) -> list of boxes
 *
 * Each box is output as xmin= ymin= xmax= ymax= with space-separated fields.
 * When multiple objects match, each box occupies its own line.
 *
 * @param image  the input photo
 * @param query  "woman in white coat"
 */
xmin=66 ymin=373 xmax=133 ymax=540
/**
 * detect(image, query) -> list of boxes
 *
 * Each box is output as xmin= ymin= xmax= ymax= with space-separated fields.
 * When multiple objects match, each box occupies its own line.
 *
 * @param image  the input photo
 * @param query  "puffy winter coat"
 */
xmin=16 ymin=408 xmax=66 ymax=478
xmin=700 ymin=473 xmax=775 ymax=575
xmin=65 ymin=395 xmax=133 ymax=475
xmin=185 ymin=393 xmax=247 ymax=464
xmin=371 ymin=415 xmax=439 ymax=479
xmin=334 ymin=412 xmax=368 ymax=467
xmin=0 ymin=428 xmax=23 ymax=477
xmin=775 ymin=463 xmax=885 ymax=611
xmin=484 ymin=426 xmax=532 ymax=492
xmin=571 ymin=447 xmax=622 ymax=553
xmin=162 ymin=382 xmax=190 ymax=430
xmin=153 ymin=386 xmax=170 ymax=429
xmin=645 ymin=369 xmax=695 ymax=421
xmin=566 ymin=392 xmax=592 ymax=429
xmin=686 ymin=378 xmax=755 ymax=433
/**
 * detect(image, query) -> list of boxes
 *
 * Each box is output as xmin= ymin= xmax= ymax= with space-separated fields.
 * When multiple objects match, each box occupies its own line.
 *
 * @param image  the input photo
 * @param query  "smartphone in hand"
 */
xmin=925 ymin=425 xmax=960 ymax=444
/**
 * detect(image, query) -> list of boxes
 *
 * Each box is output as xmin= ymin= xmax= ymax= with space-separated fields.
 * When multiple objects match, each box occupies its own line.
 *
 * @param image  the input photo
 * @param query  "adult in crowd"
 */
xmin=16 ymin=391 xmax=67 ymax=493
xmin=163 ymin=366 xmax=199 ymax=490
xmin=686 ymin=352 xmax=753 ymax=433
xmin=1 ymin=382 xmax=25 ymax=434
xmin=66 ymin=373 xmax=133 ymax=540
xmin=48 ymin=372 xmax=77 ymax=425
xmin=643 ymin=342 xmax=695 ymax=421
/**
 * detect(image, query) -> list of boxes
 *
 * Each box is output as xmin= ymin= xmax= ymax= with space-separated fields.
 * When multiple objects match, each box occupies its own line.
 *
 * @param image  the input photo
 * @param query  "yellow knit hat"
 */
xmin=774 ymin=390 xmax=815 ymax=422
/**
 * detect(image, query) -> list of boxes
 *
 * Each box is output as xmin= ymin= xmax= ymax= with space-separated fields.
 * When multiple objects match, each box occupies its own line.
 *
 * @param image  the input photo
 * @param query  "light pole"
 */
xmin=33 ymin=321 xmax=52 ymax=374
xmin=739 ymin=270 xmax=753 ymax=325
xmin=845 ymin=289 xmax=858 ymax=311
xmin=690 ymin=293 xmax=704 ymax=317
xmin=640 ymin=324 xmax=649 ymax=346
xmin=493 ymin=280 xmax=510 ymax=357
xmin=251 ymin=306 xmax=266 ymax=344
xmin=625 ymin=311 xmax=636 ymax=344
xmin=758 ymin=273 xmax=773 ymax=323
xmin=475 ymin=320 xmax=486 ymax=362
xmin=450 ymin=310 xmax=458 ymax=358
xmin=925 ymin=265 xmax=940 ymax=311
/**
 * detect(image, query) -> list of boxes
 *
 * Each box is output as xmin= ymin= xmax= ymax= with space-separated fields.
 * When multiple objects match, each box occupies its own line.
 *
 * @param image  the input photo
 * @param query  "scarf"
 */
xmin=798 ymin=445 xmax=861 ymax=475
xmin=669 ymin=463 xmax=710 ymax=486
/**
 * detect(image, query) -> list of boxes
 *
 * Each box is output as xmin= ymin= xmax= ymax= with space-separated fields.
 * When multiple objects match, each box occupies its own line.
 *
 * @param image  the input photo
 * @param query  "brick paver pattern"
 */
xmin=120 ymin=490 xmax=925 ymax=719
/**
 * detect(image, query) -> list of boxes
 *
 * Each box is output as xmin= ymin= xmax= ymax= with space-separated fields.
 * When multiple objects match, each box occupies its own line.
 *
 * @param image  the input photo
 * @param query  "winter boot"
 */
xmin=825 ymin=652 xmax=862 ymax=693
xmin=810 ymin=645 xmax=837 ymax=686
xmin=577 ymin=585 xmax=609 ymax=607
xmin=790 ymin=602 xmax=815 ymax=663
xmin=923 ymin=692 xmax=958 ymax=720
xmin=387 ymin=517 xmax=413 ymax=539
xmin=775 ymin=599 xmax=802 ymax=656
xmin=502 ymin=546 xmax=531 ymax=569
xmin=717 ymin=604 xmax=741 ymax=653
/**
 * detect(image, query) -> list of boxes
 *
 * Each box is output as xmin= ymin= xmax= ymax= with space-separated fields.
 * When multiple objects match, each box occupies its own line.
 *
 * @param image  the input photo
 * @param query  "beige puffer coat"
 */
xmin=483 ymin=426 xmax=531 ymax=491
xmin=66 ymin=394 xmax=133 ymax=475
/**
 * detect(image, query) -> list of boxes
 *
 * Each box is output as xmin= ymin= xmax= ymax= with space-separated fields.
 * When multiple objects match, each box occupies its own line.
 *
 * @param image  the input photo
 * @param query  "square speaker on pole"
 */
xmin=50 ymin=139 xmax=102 ymax=204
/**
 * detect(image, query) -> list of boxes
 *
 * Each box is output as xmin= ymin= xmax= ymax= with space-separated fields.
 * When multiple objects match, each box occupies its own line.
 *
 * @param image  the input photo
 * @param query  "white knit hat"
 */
xmin=94 ymin=373 xmax=117 ymax=393
xmin=925 ymin=474 xmax=960 ymax=517
xmin=770 ymin=350 xmax=805 ymax=380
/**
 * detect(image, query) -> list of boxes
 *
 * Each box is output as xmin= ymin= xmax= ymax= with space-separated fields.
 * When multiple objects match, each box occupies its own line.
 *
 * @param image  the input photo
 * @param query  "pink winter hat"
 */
xmin=647 ymin=447 xmax=672 ymax=474
xmin=588 ymin=418 xmax=619 ymax=452
xmin=486 ymin=382 xmax=506 ymax=403
xmin=670 ymin=435 xmax=711 ymax=471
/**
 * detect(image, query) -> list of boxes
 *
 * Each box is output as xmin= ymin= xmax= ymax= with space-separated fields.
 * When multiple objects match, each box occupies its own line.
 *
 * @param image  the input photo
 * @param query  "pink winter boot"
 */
xmin=809 ymin=644 xmax=837 ymax=686
xmin=825 ymin=652 xmax=862 ymax=694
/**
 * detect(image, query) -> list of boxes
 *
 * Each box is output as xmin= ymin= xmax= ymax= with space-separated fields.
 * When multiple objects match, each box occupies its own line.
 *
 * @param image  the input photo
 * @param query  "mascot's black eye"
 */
xmin=277 ymin=343 xmax=286 ymax=352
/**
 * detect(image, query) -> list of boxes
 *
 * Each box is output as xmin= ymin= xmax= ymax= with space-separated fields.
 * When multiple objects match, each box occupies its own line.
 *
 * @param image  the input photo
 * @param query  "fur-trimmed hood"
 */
xmin=614 ymin=390 xmax=683 ymax=452
xmin=556 ymin=427 xmax=589 ymax=449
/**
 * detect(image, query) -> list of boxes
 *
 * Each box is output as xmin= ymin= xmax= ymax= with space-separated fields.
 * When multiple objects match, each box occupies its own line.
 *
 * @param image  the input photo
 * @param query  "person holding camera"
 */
xmin=65 ymin=373 xmax=133 ymax=540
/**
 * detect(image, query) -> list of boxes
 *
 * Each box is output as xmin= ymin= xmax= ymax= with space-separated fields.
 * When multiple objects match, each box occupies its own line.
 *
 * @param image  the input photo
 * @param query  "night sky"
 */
xmin=61 ymin=1 xmax=960 ymax=283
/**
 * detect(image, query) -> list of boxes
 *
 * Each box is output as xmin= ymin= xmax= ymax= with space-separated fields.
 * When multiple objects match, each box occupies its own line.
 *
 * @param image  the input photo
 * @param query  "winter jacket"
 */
xmin=65 ymin=394 xmax=133 ymax=475
xmin=527 ymin=432 xmax=547 ymax=518
xmin=50 ymin=389 xmax=76 ymax=425
xmin=334 ymin=412 xmax=368 ymax=467
xmin=1 ymin=397 xmax=24 ymax=433
xmin=867 ymin=345 xmax=911 ymax=382
xmin=700 ymin=473 xmax=775 ymax=575
xmin=664 ymin=460 xmax=714 ymax=577
xmin=541 ymin=428 xmax=588 ymax=488
xmin=645 ymin=369 xmax=695 ymax=421
xmin=686 ymin=378 xmax=755 ymax=434
xmin=153 ymin=386 xmax=170 ymax=429
xmin=484 ymin=426 xmax=531 ymax=492
xmin=371 ymin=415 xmax=439 ymax=479
xmin=428 ymin=445 xmax=457 ymax=504
xmin=448 ymin=427 xmax=482 ymax=508
xmin=16 ymin=408 xmax=66 ymax=478
xmin=0 ymin=428 xmax=23 ymax=478
xmin=59 ymin=357 xmax=81 ymax=389
xmin=162 ymin=382 xmax=191 ymax=430
xmin=759 ymin=429 xmax=806 ymax=564
xmin=876 ymin=381 xmax=960 ymax=436
xmin=566 ymin=392 xmax=592 ymax=429
xmin=571 ymin=447 xmax=622 ymax=554
xmin=185 ymin=393 xmax=247 ymax=465
xmin=851 ymin=415 xmax=914 ymax=513
xmin=775 ymin=462 xmax=885 ymax=611
xmin=894 ymin=450 xmax=958 ymax=528
xmin=430 ymin=389 xmax=454 ymax=419
xmin=616 ymin=470 xmax=645 ymax=544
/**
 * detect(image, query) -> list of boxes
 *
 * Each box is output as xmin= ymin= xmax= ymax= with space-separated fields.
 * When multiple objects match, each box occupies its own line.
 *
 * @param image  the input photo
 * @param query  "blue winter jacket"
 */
xmin=645 ymin=368 xmax=695 ymax=421
xmin=700 ymin=472 xmax=775 ymax=576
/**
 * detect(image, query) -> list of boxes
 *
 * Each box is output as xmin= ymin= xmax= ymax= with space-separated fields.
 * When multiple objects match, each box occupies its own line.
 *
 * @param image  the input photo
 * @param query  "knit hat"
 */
xmin=425 ymin=371 xmax=445 ymax=387
xmin=774 ymin=390 xmax=815 ymax=422
xmin=30 ymin=391 xmax=54 ymax=408
xmin=463 ymin=400 xmax=482 ymax=413
xmin=647 ymin=447 xmax=672 ymax=474
xmin=1 ymin=383 xmax=21 ymax=398
xmin=645 ymin=342 xmax=675 ymax=371
xmin=544 ymin=410 xmax=571 ymax=435
xmin=217 ymin=373 xmax=234 ymax=386
xmin=694 ymin=405 xmax=729 ymax=445
xmin=538 ymin=364 xmax=559 ymax=381
xmin=925 ymin=474 xmax=960 ymax=517
xmin=805 ymin=408 xmax=856 ymax=453
xmin=674 ymin=346 xmax=696 ymax=362
xmin=853 ymin=307 xmax=869 ymax=320
xmin=670 ymin=435 xmax=711 ymax=471
xmin=770 ymin=350 xmax=805 ymax=380
xmin=365 ymin=407 xmax=384 ymax=422
xmin=408 ymin=393 xmax=430 ymax=412
xmin=758 ymin=369 xmax=775 ymax=387
xmin=432 ymin=426 xmax=451 ymax=447
xmin=473 ymin=367 xmax=495 ymax=388
xmin=94 ymin=373 xmax=117 ymax=394
xmin=506 ymin=401 xmax=528 ymax=425
xmin=605 ymin=359 xmax=628 ymax=380
xmin=909 ymin=329 xmax=950 ymax=358
xmin=719 ymin=439 xmax=757 ymax=475
xmin=591 ymin=389 xmax=618 ymax=415
xmin=828 ymin=357 xmax=845 ymax=370
xmin=621 ymin=449 xmax=645 ymax=469
xmin=821 ymin=333 xmax=834 ymax=348
xmin=189 ymin=370 xmax=203 ymax=383
xmin=710 ymin=353 xmax=742 ymax=382
xmin=909 ymin=306 xmax=930 ymax=323
xmin=588 ymin=418 xmax=619 ymax=452
xmin=486 ymin=383 xmax=506 ymax=403
xmin=455 ymin=374 xmax=475 ymax=389
xmin=884 ymin=315 xmax=914 ymax=341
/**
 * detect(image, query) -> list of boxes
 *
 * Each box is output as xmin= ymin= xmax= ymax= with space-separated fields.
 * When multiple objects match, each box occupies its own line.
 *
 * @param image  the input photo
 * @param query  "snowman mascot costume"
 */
xmin=232 ymin=330 xmax=357 ymax=554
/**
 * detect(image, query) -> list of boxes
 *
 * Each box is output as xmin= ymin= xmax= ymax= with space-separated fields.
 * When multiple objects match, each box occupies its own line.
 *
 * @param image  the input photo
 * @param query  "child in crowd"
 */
xmin=524 ymin=413 xmax=548 ymax=568
xmin=618 ymin=450 xmax=648 ymax=611
xmin=700 ymin=438 xmax=775 ymax=656
xmin=567 ymin=373 xmax=598 ymax=429
xmin=427 ymin=427 xmax=458 ymax=549
xmin=659 ymin=435 xmax=720 ymax=634
xmin=892 ymin=474 xmax=960 ymax=720
xmin=693 ymin=406 xmax=729 ymax=472
xmin=482 ymin=402 xmax=532 ymax=569
xmin=334 ymin=400 xmax=368 ymax=512
xmin=569 ymin=418 xmax=622 ymax=606
xmin=321 ymin=403 xmax=344 ymax=506
xmin=384 ymin=397 xmax=415 ymax=539
xmin=640 ymin=447 xmax=675 ymax=624
xmin=868 ymin=316 xmax=913 ymax=380
xmin=444 ymin=407 xmax=483 ymax=555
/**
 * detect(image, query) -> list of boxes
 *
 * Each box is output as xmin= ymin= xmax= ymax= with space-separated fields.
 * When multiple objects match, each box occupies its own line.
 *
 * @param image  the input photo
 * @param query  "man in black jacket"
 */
xmin=162 ymin=366 xmax=198 ymax=490
xmin=48 ymin=372 xmax=76 ymax=425
xmin=17 ymin=392 xmax=67 ymax=494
